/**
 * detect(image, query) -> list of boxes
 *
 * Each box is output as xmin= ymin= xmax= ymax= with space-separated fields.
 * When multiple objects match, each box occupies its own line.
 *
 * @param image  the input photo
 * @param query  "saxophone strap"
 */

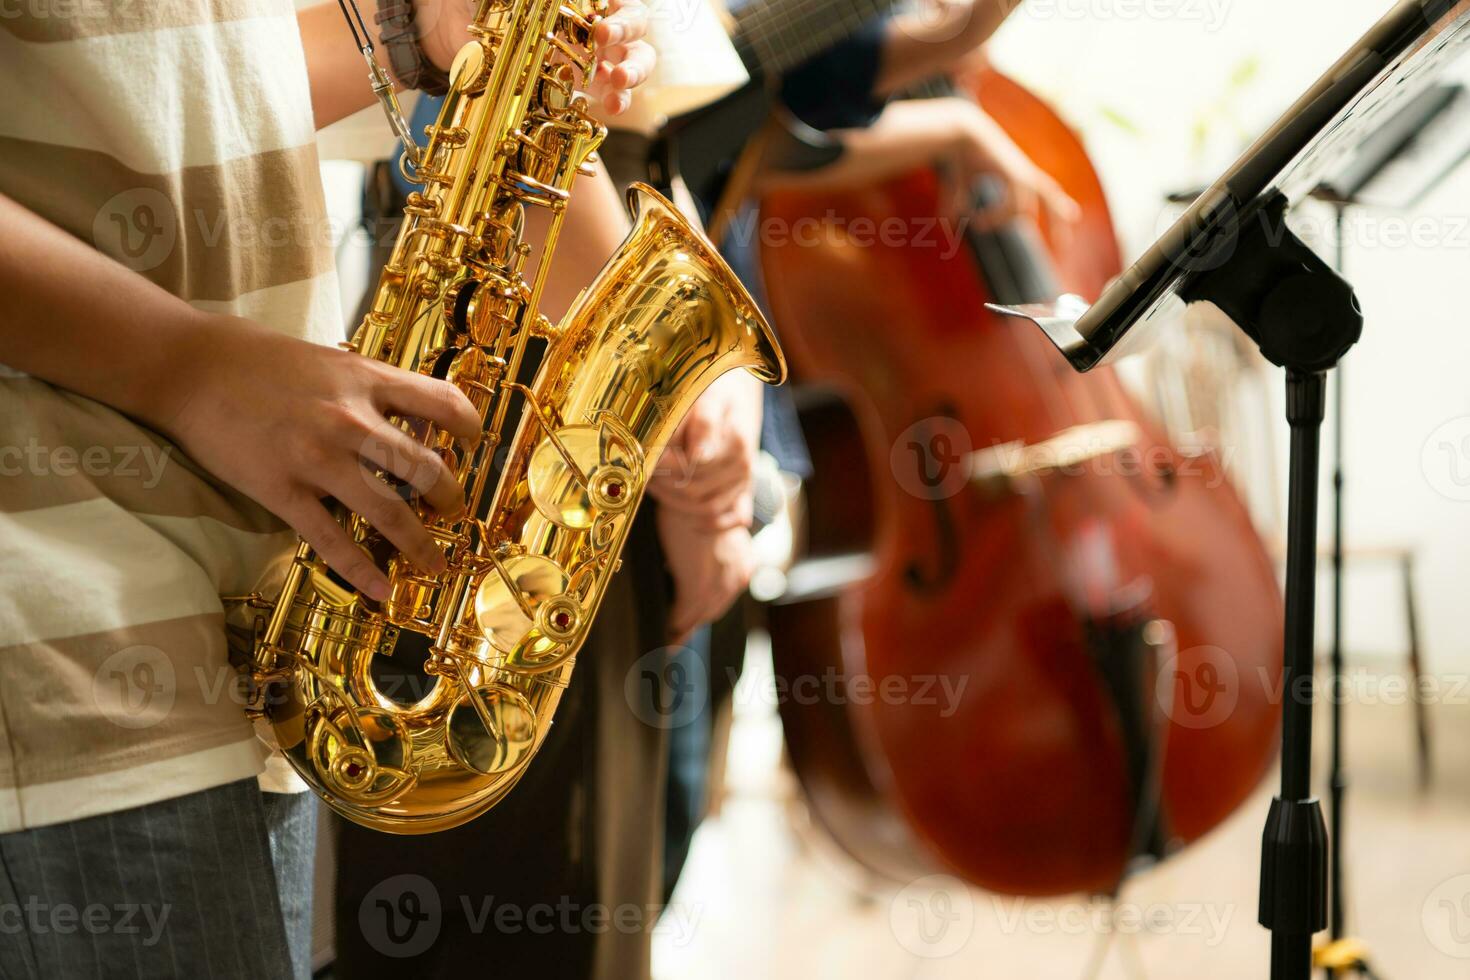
xmin=373 ymin=0 xmax=453 ymax=96
xmin=706 ymin=116 xmax=782 ymax=245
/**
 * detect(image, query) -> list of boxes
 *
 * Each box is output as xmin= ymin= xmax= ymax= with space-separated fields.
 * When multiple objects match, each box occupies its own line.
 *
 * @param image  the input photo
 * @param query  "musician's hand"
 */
xmin=658 ymin=509 xmax=756 ymax=644
xmin=157 ymin=314 xmax=481 ymax=601
xmin=649 ymin=371 xmax=763 ymax=532
xmin=416 ymin=0 xmax=653 ymax=116
xmin=945 ymin=98 xmax=1081 ymax=233
xmin=651 ymin=372 xmax=763 ymax=641
xmin=588 ymin=0 xmax=654 ymax=116
xmin=875 ymin=0 xmax=1018 ymax=96
xmin=756 ymin=97 xmax=1078 ymax=236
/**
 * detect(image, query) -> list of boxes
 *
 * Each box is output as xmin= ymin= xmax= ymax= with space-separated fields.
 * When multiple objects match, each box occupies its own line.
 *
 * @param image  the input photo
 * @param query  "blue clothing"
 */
xmin=779 ymin=18 xmax=890 ymax=132
xmin=721 ymin=214 xmax=814 ymax=479
xmin=725 ymin=0 xmax=887 ymax=132
xmin=390 ymin=95 xmax=446 ymax=198
xmin=661 ymin=626 xmax=713 ymax=900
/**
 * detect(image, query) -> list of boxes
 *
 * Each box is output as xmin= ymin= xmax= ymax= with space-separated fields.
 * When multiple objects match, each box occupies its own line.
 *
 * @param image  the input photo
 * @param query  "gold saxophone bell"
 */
xmin=236 ymin=2 xmax=785 ymax=836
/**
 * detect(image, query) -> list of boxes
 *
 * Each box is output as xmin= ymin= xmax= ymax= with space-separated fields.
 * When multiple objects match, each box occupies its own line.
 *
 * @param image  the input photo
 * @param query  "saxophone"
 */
xmin=239 ymin=0 xmax=785 ymax=833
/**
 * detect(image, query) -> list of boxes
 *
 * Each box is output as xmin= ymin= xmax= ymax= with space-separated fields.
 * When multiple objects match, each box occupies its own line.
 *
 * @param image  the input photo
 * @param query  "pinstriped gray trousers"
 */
xmin=0 ymin=779 xmax=315 ymax=979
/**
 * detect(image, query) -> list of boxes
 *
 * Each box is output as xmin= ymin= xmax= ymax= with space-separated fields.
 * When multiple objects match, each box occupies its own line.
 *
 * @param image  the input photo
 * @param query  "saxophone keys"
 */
xmin=473 ymin=553 xmax=570 ymax=655
xmin=308 ymin=706 xmax=414 ymax=805
xmin=526 ymin=423 xmax=636 ymax=529
xmin=445 ymin=684 xmax=537 ymax=775
xmin=536 ymin=594 xmax=583 ymax=644
xmin=449 ymin=39 xmax=492 ymax=94
xmin=445 ymin=347 xmax=499 ymax=416
xmin=588 ymin=464 xmax=633 ymax=514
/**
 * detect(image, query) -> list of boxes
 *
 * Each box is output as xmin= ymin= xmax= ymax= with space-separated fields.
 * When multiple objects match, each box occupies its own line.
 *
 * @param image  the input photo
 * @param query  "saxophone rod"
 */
xmin=335 ymin=0 xmax=425 ymax=172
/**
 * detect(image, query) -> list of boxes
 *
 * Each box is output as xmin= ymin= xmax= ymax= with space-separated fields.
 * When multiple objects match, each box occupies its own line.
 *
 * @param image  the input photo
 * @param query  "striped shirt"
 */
xmin=0 ymin=1 xmax=342 ymax=830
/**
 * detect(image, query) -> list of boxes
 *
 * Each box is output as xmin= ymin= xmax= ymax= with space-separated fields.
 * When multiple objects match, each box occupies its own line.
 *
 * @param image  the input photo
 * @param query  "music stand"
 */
xmin=990 ymin=3 xmax=1470 ymax=978
xmin=1311 ymin=77 xmax=1469 ymax=979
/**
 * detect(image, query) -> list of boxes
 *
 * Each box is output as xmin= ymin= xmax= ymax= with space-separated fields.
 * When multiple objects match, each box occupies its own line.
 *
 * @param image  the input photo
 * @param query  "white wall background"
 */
xmin=989 ymin=0 xmax=1470 ymax=671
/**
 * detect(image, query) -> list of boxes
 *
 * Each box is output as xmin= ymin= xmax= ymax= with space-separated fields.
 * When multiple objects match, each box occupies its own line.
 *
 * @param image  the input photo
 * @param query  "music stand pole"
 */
xmin=1266 ymin=366 xmax=1331 ymax=978
xmin=996 ymin=9 xmax=1470 ymax=972
xmin=1173 ymin=192 xmax=1362 ymax=980
xmin=1326 ymin=204 xmax=1350 ymax=978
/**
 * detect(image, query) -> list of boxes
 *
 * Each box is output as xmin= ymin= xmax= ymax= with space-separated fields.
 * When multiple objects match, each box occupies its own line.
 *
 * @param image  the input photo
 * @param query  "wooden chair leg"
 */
xmin=1402 ymin=554 xmax=1432 ymax=790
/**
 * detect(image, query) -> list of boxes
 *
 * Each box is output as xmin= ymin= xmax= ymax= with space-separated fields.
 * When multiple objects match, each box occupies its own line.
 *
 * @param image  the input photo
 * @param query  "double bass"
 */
xmin=758 ymin=64 xmax=1284 ymax=895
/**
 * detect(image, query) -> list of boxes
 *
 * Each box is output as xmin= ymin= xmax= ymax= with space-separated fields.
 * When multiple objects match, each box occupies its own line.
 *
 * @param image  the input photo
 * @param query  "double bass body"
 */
xmin=759 ymin=66 xmax=1283 ymax=896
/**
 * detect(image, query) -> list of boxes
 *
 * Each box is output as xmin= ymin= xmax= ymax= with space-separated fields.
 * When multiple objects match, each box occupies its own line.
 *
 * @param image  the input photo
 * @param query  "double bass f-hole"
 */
xmin=1121 ymin=443 xmax=1181 ymax=509
xmin=902 ymin=404 xmax=964 ymax=594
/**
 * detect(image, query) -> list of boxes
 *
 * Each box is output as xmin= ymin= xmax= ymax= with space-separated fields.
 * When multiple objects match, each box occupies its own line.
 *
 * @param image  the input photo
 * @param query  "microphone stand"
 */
xmin=1158 ymin=77 xmax=1467 ymax=975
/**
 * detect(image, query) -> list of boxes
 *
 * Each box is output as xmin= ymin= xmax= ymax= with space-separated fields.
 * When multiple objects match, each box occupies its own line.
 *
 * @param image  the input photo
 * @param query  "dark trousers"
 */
xmin=331 ymin=513 xmax=672 ymax=980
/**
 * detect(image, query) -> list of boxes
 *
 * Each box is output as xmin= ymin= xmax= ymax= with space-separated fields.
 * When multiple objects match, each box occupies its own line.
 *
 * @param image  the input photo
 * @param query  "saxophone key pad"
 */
xmin=526 ymin=423 xmax=634 ymax=529
xmin=473 ymin=553 xmax=569 ymax=654
xmin=445 ymin=684 xmax=537 ymax=775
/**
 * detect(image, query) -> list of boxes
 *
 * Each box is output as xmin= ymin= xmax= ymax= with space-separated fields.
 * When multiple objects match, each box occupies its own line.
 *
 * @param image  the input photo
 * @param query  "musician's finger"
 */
xmin=374 ymin=367 xmax=482 ymax=445
xmin=970 ymin=181 xmax=1018 ymax=232
xmin=331 ymin=461 xmax=449 ymax=577
xmin=660 ymin=485 xmax=754 ymax=531
xmin=609 ymin=39 xmax=655 ymax=91
xmin=670 ymin=399 xmax=719 ymax=460
xmin=594 ymin=0 xmax=648 ymax=47
xmin=655 ymin=450 xmax=751 ymax=505
xmin=285 ymin=493 xmax=391 ymax=601
xmin=602 ymin=90 xmax=632 ymax=116
xmin=1040 ymin=175 xmax=1082 ymax=226
xmin=943 ymin=170 xmax=973 ymax=225
xmin=357 ymin=421 xmax=466 ymax=521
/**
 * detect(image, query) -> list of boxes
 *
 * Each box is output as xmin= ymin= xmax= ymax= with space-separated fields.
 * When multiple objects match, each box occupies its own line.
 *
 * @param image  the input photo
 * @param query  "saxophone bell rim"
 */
xmin=623 ymin=181 xmax=788 ymax=387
